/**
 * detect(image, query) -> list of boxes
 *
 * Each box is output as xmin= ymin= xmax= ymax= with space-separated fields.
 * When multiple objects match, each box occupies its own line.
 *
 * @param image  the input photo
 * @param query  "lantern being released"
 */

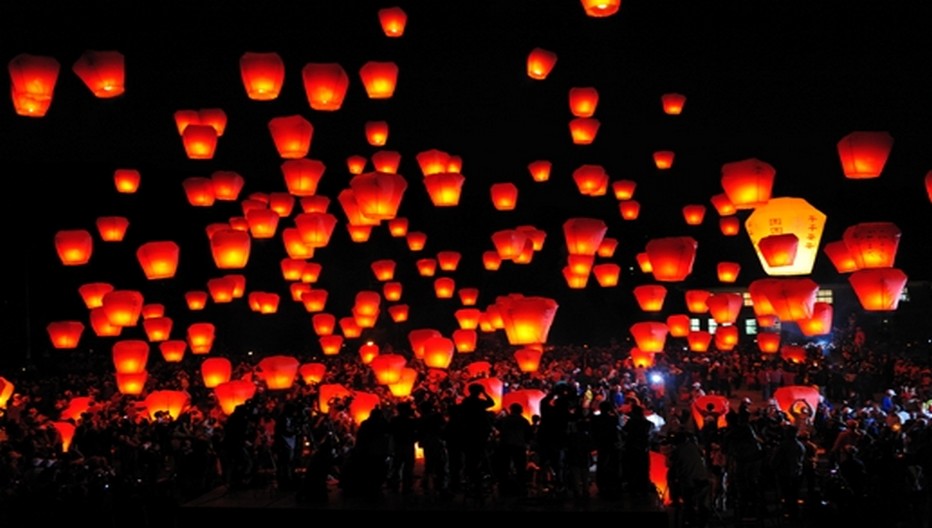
xmin=744 ymin=197 xmax=826 ymax=276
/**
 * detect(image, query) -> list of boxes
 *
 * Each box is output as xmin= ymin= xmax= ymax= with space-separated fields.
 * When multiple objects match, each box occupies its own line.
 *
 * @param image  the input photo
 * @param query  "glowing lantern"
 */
xmin=490 ymin=183 xmax=519 ymax=210
xmin=115 ymin=372 xmax=147 ymax=395
xmin=112 ymin=339 xmax=149 ymax=374
xmin=187 ymin=322 xmax=216 ymax=354
xmin=181 ymin=124 xmax=218 ymax=159
xmin=318 ymin=384 xmax=352 ymax=414
xmin=496 ymin=295 xmax=559 ymax=346
xmin=359 ymin=61 xmax=399 ymax=99
xmin=280 ymin=258 xmax=307 ymax=281
xmin=388 ymin=304 xmax=409 ymax=322
xmin=101 ymin=289 xmax=144 ymax=327
xmin=562 ymin=266 xmax=589 ymax=289
xmin=371 ymin=150 xmax=402 ymax=173
xmin=745 ymin=197 xmax=826 ymax=276
xmin=207 ymin=277 xmax=236 ymax=303
xmin=142 ymin=391 xmax=189 ymax=423
xmin=370 ymin=354 xmax=407 ymax=385
xmin=653 ymin=151 xmax=675 ymax=169
xmin=416 ymin=258 xmax=438 ymax=277
xmin=842 ymin=222 xmax=901 ymax=269
xmin=136 ymin=241 xmax=180 ymax=280
xmin=79 ymin=282 xmax=113 ymax=309
xmin=720 ymin=158 xmax=775 ymax=210
xmin=141 ymin=304 xmax=165 ymax=319
xmin=350 ymin=171 xmax=408 ymax=220
xmin=630 ymin=322 xmax=668 ymax=353
xmin=319 ymin=335 xmax=344 ymax=355
xmin=295 ymin=212 xmax=339 ymax=249
xmin=823 ymin=240 xmax=860 ymax=273
xmin=569 ymin=87 xmax=599 ymax=117
xmin=470 ymin=378 xmax=504 ymax=413
xmin=90 ymin=308 xmax=122 ymax=337
xmin=710 ymin=193 xmax=736 ymax=216
xmin=348 ymin=391 xmax=381 ymax=426
xmin=47 ymin=321 xmax=84 ymax=349
xmin=645 ymin=236 xmax=697 ymax=282
xmin=614 ymin=199 xmax=641 ymax=222
xmin=849 ymin=267 xmax=908 ymax=311
xmin=629 ymin=348 xmax=655 ymax=368
xmin=756 ymin=331 xmax=781 ymax=353
xmin=717 ymin=262 xmax=741 ymax=283
xmin=300 ymin=289 xmax=328 ymax=312
xmin=0 ymin=378 xmax=13 ymax=409
xmin=780 ymin=345 xmax=807 ymax=364
xmin=370 ymin=259 xmax=396 ymax=282
xmin=143 ymin=316 xmax=172 ymax=342
xmin=682 ymin=290 xmax=708 ymax=314
xmin=72 ymin=49 xmax=124 ymax=98
xmin=416 ymin=149 xmax=452 ymax=176
xmin=299 ymin=362 xmax=327 ymax=385
xmin=239 ymin=51 xmax=284 ymax=100
xmin=312 ymin=313 xmax=336 ymax=336
xmin=406 ymin=231 xmax=428 ymax=251
xmin=182 ymin=176 xmax=216 ymax=206
xmin=528 ymin=160 xmax=552 ymax=182
xmin=422 ymin=336 xmax=455 ymax=369
xmin=55 ymin=229 xmax=93 ymax=266
xmin=52 ymin=421 xmax=76 ymax=452
xmin=514 ymin=347 xmax=543 ymax=373
xmin=94 ymin=216 xmax=130 ymax=243
xmin=159 ymin=340 xmax=186 ymax=363
xmin=797 ymin=302 xmax=833 ymax=336
xmin=569 ymin=117 xmax=600 ymax=144
xmin=198 ymin=108 xmax=227 ymax=135
xmin=774 ymin=385 xmax=821 ymax=425
xmin=249 ymin=292 xmax=281 ymax=314
xmin=387 ymin=217 xmax=409 ymax=237
xmin=837 ymin=131 xmax=894 ymax=179
xmin=633 ymin=285 xmax=667 ymax=312
xmin=209 ymin=228 xmax=251 ymax=269
xmin=113 ymin=168 xmax=141 ymax=193
xmin=208 ymin=171 xmax=244 ymax=202
xmin=422 ymin=172 xmax=466 ymax=206
xmin=8 ymin=53 xmax=60 ymax=116
xmin=215 ymin=380 xmax=257 ymax=415
xmin=173 ymin=110 xmax=198 ymax=134
xmin=382 ymin=282 xmax=402 ymax=302
xmin=757 ymin=314 xmax=779 ymax=328
xmin=661 ymin=92 xmax=686 ymax=115
xmin=666 ymin=314 xmax=691 ymax=338
xmin=757 ymin=233 xmax=799 ymax=268
xmin=573 ymin=164 xmax=609 ymax=196
xmin=453 ymin=329 xmax=477 ymax=352
xmin=258 ymin=355 xmax=299 ymax=390
xmin=636 ymin=252 xmax=653 ymax=273
xmin=682 ymin=205 xmax=706 ymax=226
xmin=269 ymin=115 xmax=314 ymax=158
xmin=714 ymin=325 xmax=739 ymax=351
xmin=564 ymin=217 xmax=607 ymax=256
xmin=690 ymin=395 xmax=729 ymax=432
xmin=502 ymin=389 xmax=545 ymax=423
xmin=483 ymin=250 xmax=503 ymax=271
xmin=719 ymin=216 xmax=741 ymax=236
xmin=581 ymin=0 xmax=621 ymax=17
xmin=706 ymin=292 xmax=743 ymax=325
xmin=593 ymin=263 xmax=621 ymax=287
xmin=378 ymin=6 xmax=408 ymax=37
xmin=196 ymin=357 xmax=231 ymax=389
xmin=365 ymin=120 xmax=390 ymax=146
xmin=527 ymin=47 xmax=557 ymax=80
xmin=302 ymin=63 xmax=349 ymax=110
xmin=749 ymin=278 xmax=818 ymax=322
xmin=492 ymin=230 xmax=528 ymax=261
xmin=341 ymin=316 xmax=364 ymax=337
xmin=409 ymin=328 xmax=443 ymax=359
xmin=358 ymin=342 xmax=379 ymax=364
xmin=926 ymin=171 xmax=932 ymax=203
xmin=686 ymin=330 xmax=711 ymax=352
xmin=434 ymin=277 xmax=456 ymax=299
xmin=437 ymin=251 xmax=462 ymax=272
xmin=612 ymin=179 xmax=637 ymax=200
xmin=280 ymin=158 xmax=326 ymax=197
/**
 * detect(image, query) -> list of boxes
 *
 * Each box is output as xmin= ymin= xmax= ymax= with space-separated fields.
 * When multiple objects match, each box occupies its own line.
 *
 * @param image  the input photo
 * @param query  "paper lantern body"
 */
xmin=837 ymin=131 xmax=894 ymax=179
xmin=240 ymin=51 xmax=285 ymax=100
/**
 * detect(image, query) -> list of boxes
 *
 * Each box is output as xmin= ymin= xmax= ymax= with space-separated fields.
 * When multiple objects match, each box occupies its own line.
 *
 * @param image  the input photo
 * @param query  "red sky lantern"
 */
xmin=454 ymin=308 xmax=482 ymax=330
xmin=312 ymin=313 xmax=336 ymax=336
xmin=925 ymin=171 xmax=932 ymax=203
xmin=691 ymin=395 xmax=729 ymax=430
xmin=302 ymin=62 xmax=350 ymax=110
xmin=434 ymin=277 xmax=456 ymax=299
xmin=719 ymin=216 xmax=741 ymax=236
xmin=527 ymin=47 xmax=557 ymax=80
xmin=197 ymin=108 xmax=227 ymax=135
xmin=299 ymin=263 xmax=321 ymax=284
xmin=318 ymin=383 xmax=352 ymax=413
xmin=142 ymin=304 xmax=164 ymax=320
xmin=72 ymin=50 xmax=125 ymax=98
xmin=290 ymin=283 xmax=312 ymax=302
xmin=214 ymin=380 xmax=257 ymax=416
xmin=301 ymin=288 xmax=328 ymax=313
xmin=666 ymin=314 xmax=691 ymax=338
xmin=645 ymin=236 xmax=697 ymax=282
xmin=258 ymin=355 xmax=300 ymax=390
xmin=371 ymin=259 xmax=396 ymax=281
xmin=8 ymin=53 xmax=60 ymax=117
xmin=458 ymin=287 xmax=480 ymax=306
xmin=580 ymin=0 xmax=621 ymax=17
xmin=744 ymin=197 xmax=826 ymax=276
xmin=350 ymin=391 xmax=382 ymax=425
xmin=528 ymin=160 xmax=552 ymax=182
xmin=823 ymin=240 xmax=860 ymax=273
xmin=173 ymin=109 xmax=198 ymax=134
xmin=350 ymin=171 xmax=408 ymax=220
xmin=780 ymin=345 xmax=808 ymax=364
xmin=720 ymin=158 xmax=775 ymax=210
xmin=757 ymin=331 xmax=781 ymax=353
xmin=612 ymin=179 xmax=637 ymax=200
xmin=378 ymin=6 xmax=408 ymax=37
xmin=47 ymin=321 xmax=84 ymax=349
xmin=115 ymin=372 xmax=147 ymax=396
xmin=492 ymin=229 xmax=529 ymax=261
xmin=569 ymin=117 xmax=600 ymax=145
xmin=55 ymin=229 xmax=93 ymax=266
xmin=496 ymin=295 xmax=559 ymax=347
xmin=388 ymin=304 xmax=410 ymax=322
xmin=422 ymin=336 xmax=455 ymax=369
xmin=633 ymin=284 xmax=667 ymax=312
xmin=514 ymin=347 xmax=543 ymax=373
xmin=573 ymin=164 xmax=609 ymax=196
xmin=346 ymin=154 xmax=368 ymax=175
xmin=268 ymin=192 xmax=295 ymax=217
xmin=239 ymin=51 xmax=284 ymax=101
xmin=187 ymin=322 xmax=216 ymax=354
xmin=682 ymin=204 xmax=706 ymax=226
xmin=593 ymin=263 xmax=620 ymax=287
xmin=210 ymin=170 xmax=245 ymax=201
xmin=207 ymin=277 xmax=236 ymax=303
xmin=96 ymin=216 xmax=129 ymax=242
xmin=563 ymin=217 xmax=608 ymax=256
xmin=90 ymin=307 xmax=122 ymax=337
xmin=490 ymin=182 xmax=519 ymax=210
xmin=365 ymin=120 xmax=390 ymax=146
xmin=636 ymin=252 xmax=653 ymax=274
xmin=249 ymin=292 xmax=281 ymax=314
xmin=483 ymin=250 xmax=503 ymax=271
xmin=661 ymin=92 xmax=686 ymax=115
xmin=185 ymin=290 xmax=209 ymax=310
xmin=684 ymin=290 xmax=710 ymax=314
xmin=714 ymin=325 xmax=739 ymax=351
xmin=750 ymin=277 xmax=818 ymax=322
xmin=630 ymin=321 xmax=668 ymax=353
xmin=416 ymin=149 xmax=452 ymax=176
xmin=101 ymin=289 xmax=144 ymax=327
xmin=383 ymin=281 xmax=403 ymax=302
xmin=797 ymin=301 xmax=833 ymax=336
xmin=143 ymin=390 xmax=190 ymax=422
xmin=848 ymin=267 xmax=908 ymax=311
xmin=299 ymin=362 xmax=327 ymax=385
xmin=79 ymin=282 xmax=113 ymax=309
xmin=370 ymin=353 xmax=407 ymax=385
xmin=388 ymin=217 xmax=409 ymax=237
xmin=136 ymin=241 xmax=180 ymax=280
xmin=837 ymin=131 xmax=894 ymax=179
xmin=416 ymin=258 xmax=438 ymax=277
xmin=629 ymin=347 xmax=655 ymax=368
xmin=182 ymin=176 xmax=216 ymax=206
xmin=268 ymin=114 xmax=313 ymax=158
xmin=181 ymin=124 xmax=218 ymax=159
xmin=406 ymin=231 xmax=428 ymax=251
xmin=359 ymin=61 xmax=399 ymax=99
xmin=113 ymin=168 xmax=141 ymax=193
xmin=706 ymin=292 xmax=743 ymax=324
xmin=653 ymin=150 xmax=675 ymax=169
xmin=281 ymin=257 xmax=307 ymax=281
xmin=142 ymin=316 xmax=172 ymax=342
xmin=295 ymin=211 xmax=339 ymax=249
xmin=757 ymin=233 xmax=799 ymax=268
xmin=437 ymin=251 xmax=462 ymax=271
xmin=112 ymin=339 xmax=149 ymax=375
xmin=342 ymin=314 xmax=365 ymax=337
xmin=281 ymin=158 xmax=326 ymax=197
xmin=423 ymin=172 xmax=467 ymax=206
xmin=371 ymin=149 xmax=402 ymax=173
xmin=453 ymin=328 xmax=477 ymax=352
xmin=159 ymin=340 xmax=187 ymax=363
xmin=209 ymin=228 xmax=251 ymax=269
xmin=842 ymin=221 xmax=901 ymax=269
xmin=562 ymin=267 xmax=589 ymax=289
xmin=597 ymin=237 xmax=618 ymax=258
xmin=687 ymin=330 xmax=712 ymax=352
xmin=710 ymin=193 xmax=737 ymax=216
xmin=569 ymin=87 xmax=599 ymax=117
xmin=716 ymin=261 xmax=741 ymax=283
xmin=619 ymin=200 xmax=641 ymax=220
xmin=319 ymin=335 xmax=344 ymax=355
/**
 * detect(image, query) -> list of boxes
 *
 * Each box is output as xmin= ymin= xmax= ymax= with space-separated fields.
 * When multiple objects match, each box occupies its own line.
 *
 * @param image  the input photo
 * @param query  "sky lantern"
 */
xmin=60 ymin=396 xmax=94 ymax=422
xmin=8 ymin=53 xmax=60 ymax=117
xmin=492 ymin=229 xmax=529 ymax=261
xmin=458 ymin=287 xmax=480 ymax=306
xmin=745 ymin=197 xmax=826 ymax=276
xmin=573 ymin=164 xmax=609 ymax=196
xmin=143 ymin=390 xmax=190 ymax=422
xmin=416 ymin=149 xmax=452 ymax=176
xmin=612 ymin=179 xmax=637 ymax=200
xmin=387 ymin=368 xmax=418 ymax=398
xmin=686 ymin=330 xmax=712 ymax=352
xmin=113 ymin=168 xmax=141 ymax=193
xmin=268 ymin=114 xmax=313 ymax=158
xmin=388 ymin=304 xmax=409 ymax=322
xmin=295 ymin=212 xmax=339 ymax=249
xmin=301 ymin=288 xmax=328 ymax=312
xmin=211 ymin=170 xmax=245 ymax=201
xmin=422 ymin=336 xmax=455 ymax=369
xmin=837 ymin=131 xmax=894 ymax=179
xmin=569 ymin=87 xmax=599 ymax=117
xmin=299 ymin=362 xmax=327 ymax=385
xmin=416 ymin=258 xmax=438 ymax=276
xmin=490 ymin=182 xmax=519 ymax=210
xmin=437 ymin=251 xmax=462 ymax=271
xmin=434 ymin=277 xmax=456 ymax=299
xmin=653 ymin=150 xmax=675 ymax=169
xmin=343 ymin=313 xmax=366 ymax=335
xmin=249 ymin=292 xmax=281 ymax=314
xmin=849 ymin=267 xmax=908 ymax=311
xmin=159 ymin=340 xmax=186 ymax=363
xmin=207 ymin=277 xmax=237 ymax=303
xmin=291 ymin=283 xmax=312 ymax=302
xmin=47 ymin=321 xmax=84 ymax=349
xmin=365 ymin=120 xmax=389 ymax=146
xmin=562 ymin=266 xmax=589 ymax=289
xmin=312 ymin=313 xmax=336 ymax=336
xmin=0 ymin=378 xmax=13 ymax=409
xmin=184 ymin=290 xmax=208 ymax=310
xmin=318 ymin=383 xmax=352 ymax=413
xmin=136 ymin=241 xmax=180 ymax=280
xmin=464 ymin=361 xmax=493 ymax=380
xmin=338 ymin=188 xmax=381 ymax=228
xmin=370 ymin=353 xmax=407 ymax=385
xmin=214 ymin=379 xmax=257 ymax=416
xmin=142 ymin=303 xmax=165 ymax=319
xmin=346 ymin=155 xmax=368 ymax=175
xmin=72 ymin=49 xmax=125 ymax=98
xmin=270 ymin=191 xmax=296 ymax=216
xmin=101 ymin=289 xmax=144 ymax=327
xmin=630 ymin=321 xmax=668 ymax=353
xmin=181 ymin=124 xmax=219 ymax=159
xmin=526 ymin=47 xmax=557 ymax=80
xmin=719 ymin=216 xmax=741 ymax=236
xmin=319 ymin=335 xmax=344 ymax=355
xmin=187 ymin=322 xmax=216 ymax=354
xmin=387 ymin=217 xmax=409 ymax=237
xmin=483 ymin=250 xmax=503 ymax=271
xmin=302 ymin=62 xmax=350 ymax=110
xmin=406 ymin=231 xmax=428 ymax=251
xmin=79 ymin=282 xmax=113 ymax=309
xmin=720 ymin=158 xmax=775 ymax=210
xmin=350 ymin=171 xmax=408 ymax=220
xmin=773 ymin=386 xmax=821 ymax=424
xmin=142 ymin=316 xmax=172 ymax=342
xmin=684 ymin=289 xmax=710 ymax=314
xmin=112 ymin=339 xmax=149 ymax=374
xmin=378 ymin=6 xmax=408 ymax=37
xmin=619 ymin=200 xmax=641 ymax=220
xmin=569 ymin=117 xmax=600 ymax=144
xmin=258 ymin=355 xmax=300 ymax=390
xmin=645 ymin=236 xmax=697 ymax=282
xmin=90 ymin=307 xmax=122 ymax=337
xmin=842 ymin=221 xmax=901 ymax=269
xmin=636 ymin=252 xmax=653 ymax=274
xmin=115 ymin=372 xmax=147 ymax=396
xmin=514 ymin=347 xmax=543 ymax=373
xmin=823 ymin=240 xmax=860 ymax=273
xmin=359 ymin=61 xmax=399 ymax=99
xmin=706 ymin=292 xmax=743 ymax=324
xmin=710 ymin=193 xmax=737 ymax=216
xmin=453 ymin=328 xmax=477 ymax=352
xmin=661 ymin=92 xmax=686 ymax=115
xmin=563 ymin=217 xmax=607 ymax=256
xmin=371 ymin=259 xmax=396 ymax=281
xmin=716 ymin=262 xmax=741 ymax=283
xmin=502 ymin=389 xmax=545 ymax=423
xmin=282 ymin=257 xmax=308 ymax=281
xmin=239 ymin=51 xmax=284 ymax=101
xmin=580 ymin=0 xmax=622 ymax=17
xmin=757 ymin=233 xmax=799 ymax=268
xmin=409 ymin=328 xmax=443 ymax=360
xmin=55 ymin=229 xmax=93 ymax=266
xmin=593 ymin=263 xmax=621 ymax=287
xmin=300 ymin=262 xmax=321 ymax=284
xmin=666 ymin=314 xmax=691 ymax=338
xmin=423 ymin=172 xmax=466 ymax=206
xmin=751 ymin=277 xmax=818 ymax=322
xmin=497 ymin=295 xmax=559 ymax=346
xmin=209 ymin=228 xmax=251 ymax=269
xmin=528 ymin=160 xmax=552 ymax=182
xmin=383 ymin=281 xmax=403 ymax=301
xmin=182 ymin=176 xmax=216 ymax=206
xmin=797 ymin=301 xmax=833 ymax=336
xmin=597 ymin=237 xmax=618 ymax=258
xmin=756 ymin=331 xmax=781 ymax=353
xmin=633 ymin=284 xmax=667 ymax=312
xmin=691 ymin=395 xmax=730 ymax=430
xmin=281 ymin=158 xmax=326 ymax=197
xmin=714 ymin=325 xmax=739 ymax=351
xmin=629 ymin=347 xmax=655 ymax=368
xmin=469 ymin=378 xmax=504 ymax=413
xmin=682 ymin=205 xmax=706 ymax=226
xmin=371 ymin=149 xmax=402 ymax=173
xmin=95 ymin=216 xmax=129 ymax=242
xmin=350 ymin=391 xmax=382 ymax=425
xmin=926 ymin=171 xmax=932 ymax=203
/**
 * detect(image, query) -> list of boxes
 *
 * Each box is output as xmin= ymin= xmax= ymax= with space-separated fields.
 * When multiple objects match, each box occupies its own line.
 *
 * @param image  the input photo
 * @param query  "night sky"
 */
xmin=2 ymin=1 xmax=931 ymax=367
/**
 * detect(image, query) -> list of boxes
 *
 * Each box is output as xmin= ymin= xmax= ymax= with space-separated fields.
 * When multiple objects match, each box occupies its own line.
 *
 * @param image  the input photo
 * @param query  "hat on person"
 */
xmin=692 ymin=382 xmax=702 ymax=388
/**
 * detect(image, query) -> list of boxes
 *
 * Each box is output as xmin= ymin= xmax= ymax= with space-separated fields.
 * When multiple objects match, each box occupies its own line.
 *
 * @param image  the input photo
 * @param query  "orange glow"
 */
xmin=73 ymin=49 xmax=125 ymax=98
xmin=661 ymin=92 xmax=686 ymax=115
xmin=682 ymin=204 xmax=706 ymax=225
xmin=569 ymin=86 xmax=599 ymax=117
xmin=55 ymin=229 xmax=93 ymax=266
xmin=837 ymin=131 xmax=894 ymax=179
xmin=593 ymin=263 xmax=620 ymax=287
xmin=136 ymin=241 xmax=180 ymax=279
xmin=633 ymin=284 xmax=667 ymax=312
xmin=424 ymin=172 xmax=466 ymax=206
xmin=46 ymin=321 xmax=85 ymax=349
xmin=268 ymin=114 xmax=314 ymax=158
xmin=113 ymin=168 xmax=141 ymax=193
xmin=239 ymin=51 xmax=285 ymax=101
xmin=653 ymin=150 xmax=675 ymax=169
xmin=527 ymin=47 xmax=558 ymax=80
xmin=359 ymin=61 xmax=399 ymax=99
xmin=378 ymin=6 xmax=408 ymax=37
xmin=96 ymin=216 xmax=130 ymax=242
xmin=302 ymin=63 xmax=350 ymax=110
xmin=528 ymin=160 xmax=552 ymax=182
xmin=8 ymin=53 xmax=60 ymax=117
xmin=580 ymin=0 xmax=622 ymax=17
xmin=569 ymin=117 xmax=600 ymax=144
xmin=716 ymin=261 xmax=741 ymax=283
xmin=181 ymin=124 xmax=218 ymax=159
xmin=365 ymin=120 xmax=389 ymax=146
xmin=490 ymin=183 xmax=519 ymax=210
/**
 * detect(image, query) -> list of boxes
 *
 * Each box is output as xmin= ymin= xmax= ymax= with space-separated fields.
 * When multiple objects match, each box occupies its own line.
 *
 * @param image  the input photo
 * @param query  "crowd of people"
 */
xmin=1 ymin=319 xmax=931 ymax=527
